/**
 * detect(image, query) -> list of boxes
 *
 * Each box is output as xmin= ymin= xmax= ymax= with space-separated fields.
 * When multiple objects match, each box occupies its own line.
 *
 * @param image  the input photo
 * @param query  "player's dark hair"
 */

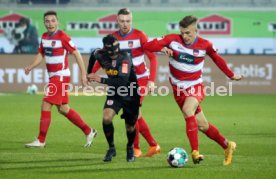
xmin=103 ymin=34 xmax=118 ymax=46
xmin=117 ymin=8 xmax=132 ymax=15
xmin=179 ymin=15 xmax=198 ymax=28
xmin=44 ymin=10 xmax=57 ymax=18
xmin=19 ymin=17 xmax=30 ymax=26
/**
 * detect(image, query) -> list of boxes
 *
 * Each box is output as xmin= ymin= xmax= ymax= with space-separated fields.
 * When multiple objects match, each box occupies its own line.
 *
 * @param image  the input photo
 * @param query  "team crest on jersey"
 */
xmin=112 ymin=60 xmax=116 ymax=67
xmin=193 ymin=49 xmax=199 ymax=56
xmin=107 ymin=100 xmax=114 ymax=105
xmin=128 ymin=41 xmax=134 ymax=48
xmin=51 ymin=41 xmax=56 ymax=47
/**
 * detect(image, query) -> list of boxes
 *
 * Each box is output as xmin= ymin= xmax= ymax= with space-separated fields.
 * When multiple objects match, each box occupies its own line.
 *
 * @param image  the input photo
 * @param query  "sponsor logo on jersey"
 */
xmin=44 ymin=48 xmax=53 ymax=56
xmin=107 ymin=100 xmax=114 ymax=105
xmin=178 ymin=53 xmax=195 ymax=64
xmin=122 ymin=63 xmax=128 ymax=74
xmin=106 ymin=69 xmax=118 ymax=76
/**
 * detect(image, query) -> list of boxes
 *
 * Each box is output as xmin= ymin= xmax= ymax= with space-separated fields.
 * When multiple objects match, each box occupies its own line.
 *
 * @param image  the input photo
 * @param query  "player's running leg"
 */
xmin=102 ymin=108 xmax=116 ymax=162
xmin=138 ymin=115 xmax=160 ymax=157
xmin=58 ymin=104 xmax=96 ymax=147
xmin=25 ymin=101 xmax=52 ymax=148
xmin=196 ymin=111 xmax=236 ymax=165
xmin=182 ymin=97 xmax=203 ymax=164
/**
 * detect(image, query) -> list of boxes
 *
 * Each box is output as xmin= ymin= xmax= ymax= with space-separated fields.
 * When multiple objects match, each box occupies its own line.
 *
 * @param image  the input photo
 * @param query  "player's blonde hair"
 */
xmin=117 ymin=8 xmax=132 ymax=15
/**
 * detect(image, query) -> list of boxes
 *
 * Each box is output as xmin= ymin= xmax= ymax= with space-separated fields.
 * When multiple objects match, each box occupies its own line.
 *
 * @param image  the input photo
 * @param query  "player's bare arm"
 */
xmin=24 ymin=53 xmax=43 ymax=75
xmin=147 ymin=81 xmax=156 ymax=93
xmin=87 ymin=73 xmax=101 ymax=83
xmin=72 ymin=50 xmax=88 ymax=86
xmin=231 ymin=74 xmax=243 ymax=81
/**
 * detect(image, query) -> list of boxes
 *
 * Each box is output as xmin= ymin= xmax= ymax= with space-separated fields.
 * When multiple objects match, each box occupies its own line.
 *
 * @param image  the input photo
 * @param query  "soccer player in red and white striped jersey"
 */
xmin=24 ymin=11 xmax=97 ymax=148
xmin=144 ymin=15 xmax=242 ymax=165
xmin=91 ymin=8 xmax=160 ymax=158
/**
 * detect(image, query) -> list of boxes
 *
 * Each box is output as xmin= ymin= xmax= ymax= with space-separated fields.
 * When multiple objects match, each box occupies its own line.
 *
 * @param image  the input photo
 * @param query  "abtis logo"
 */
xmin=198 ymin=14 xmax=231 ymax=35
xmin=66 ymin=14 xmax=118 ymax=35
xmin=0 ymin=13 xmax=26 ymax=35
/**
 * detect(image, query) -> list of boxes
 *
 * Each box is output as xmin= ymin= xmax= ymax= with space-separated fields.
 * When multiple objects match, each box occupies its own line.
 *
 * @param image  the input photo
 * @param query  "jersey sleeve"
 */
xmin=38 ymin=39 xmax=44 ymax=55
xmin=61 ymin=33 xmax=77 ymax=54
xmin=140 ymin=31 xmax=158 ymax=82
xmin=87 ymin=48 xmax=102 ymax=74
xmin=206 ymin=41 xmax=234 ymax=78
xmin=143 ymin=34 xmax=173 ymax=52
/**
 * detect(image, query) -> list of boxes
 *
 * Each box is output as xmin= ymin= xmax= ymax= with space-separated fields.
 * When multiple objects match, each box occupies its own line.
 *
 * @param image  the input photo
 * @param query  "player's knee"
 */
xmin=103 ymin=114 xmax=112 ymax=124
xmin=198 ymin=122 xmax=209 ymax=132
xmin=182 ymin=106 xmax=194 ymax=117
xmin=103 ymin=118 xmax=112 ymax=124
xmin=58 ymin=106 xmax=69 ymax=115
xmin=125 ymin=124 xmax=135 ymax=132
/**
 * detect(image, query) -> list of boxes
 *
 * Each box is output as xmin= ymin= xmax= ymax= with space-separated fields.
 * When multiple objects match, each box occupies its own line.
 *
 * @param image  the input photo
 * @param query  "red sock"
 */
xmin=38 ymin=111 xmax=51 ymax=143
xmin=138 ymin=116 xmax=158 ymax=147
xmin=185 ymin=115 xmax=198 ymax=151
xmin=65 ymin=109 xmax=91 ymax=135
xmin=134 ymin=121 xmax=140 ymax=149
xmin=204 ymin=123 xmax=228 ymax=149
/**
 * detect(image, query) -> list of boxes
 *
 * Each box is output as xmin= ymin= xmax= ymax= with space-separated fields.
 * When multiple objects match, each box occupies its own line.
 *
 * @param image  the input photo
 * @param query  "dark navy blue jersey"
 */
xmin=88 ymin=49 xmax=140 ymax=99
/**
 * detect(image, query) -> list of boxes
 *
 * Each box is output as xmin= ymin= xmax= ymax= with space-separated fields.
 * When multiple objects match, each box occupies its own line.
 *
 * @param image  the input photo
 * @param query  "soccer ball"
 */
xmin=167 ymin=147 xmax=188 ymax=167
xmin=26 ymin=84 xmax=38 ymax=95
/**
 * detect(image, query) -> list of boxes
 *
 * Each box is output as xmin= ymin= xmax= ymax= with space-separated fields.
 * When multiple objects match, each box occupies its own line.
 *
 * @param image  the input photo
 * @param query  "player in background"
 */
xmin=87 ymin=34 xmax=140 ymax=162
xmin=144 ymin=15 xmax=243 ymax=165
xmin=91 ymin=8 xmax=160 ymax=158
xmin=24 ymin=11 xmax=97 ymax=148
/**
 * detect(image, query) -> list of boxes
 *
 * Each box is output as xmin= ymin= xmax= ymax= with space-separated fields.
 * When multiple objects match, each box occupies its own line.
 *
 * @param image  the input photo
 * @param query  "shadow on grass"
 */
xmin=0 ymin=158 xmax=195 ymax=171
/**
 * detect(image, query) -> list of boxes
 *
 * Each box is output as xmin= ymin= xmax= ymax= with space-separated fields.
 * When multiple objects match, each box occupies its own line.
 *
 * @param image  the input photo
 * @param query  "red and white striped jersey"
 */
xmin=144 ymin=34 xmax=234 ymax=89
xmin=112 ymin=29 xmax=157 ymax=81
xmin=39 ymin=30 xmax=77 ymax=78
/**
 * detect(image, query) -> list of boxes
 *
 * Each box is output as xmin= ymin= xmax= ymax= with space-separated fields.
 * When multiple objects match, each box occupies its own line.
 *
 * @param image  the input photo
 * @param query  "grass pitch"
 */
xmin=0 ymin=94 xmax=276 ymax=179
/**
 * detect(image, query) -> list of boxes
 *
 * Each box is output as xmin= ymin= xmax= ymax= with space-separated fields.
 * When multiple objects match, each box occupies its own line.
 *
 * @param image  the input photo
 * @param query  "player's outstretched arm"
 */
xmin=72 ymin=50 xmax=88 ymax=87
xmin=24 ymin=53 xmax=43 ymax=75
xmin=231 ymin=74 xmax=243 ymax=81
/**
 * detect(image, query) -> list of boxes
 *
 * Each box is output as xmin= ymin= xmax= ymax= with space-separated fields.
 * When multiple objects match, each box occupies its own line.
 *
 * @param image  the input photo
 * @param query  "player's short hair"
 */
xmin=179 ymin=15 xmax=198 ymax=28
xmin=44 ymin=10 xmax=57 ymax=18
xmin=117 ymin=8 xmax=132 ymax=15
xmin=19 ymin=17 xmax=30 ymax=26
xmin=103 ymin=34 xmax=118 ymax=46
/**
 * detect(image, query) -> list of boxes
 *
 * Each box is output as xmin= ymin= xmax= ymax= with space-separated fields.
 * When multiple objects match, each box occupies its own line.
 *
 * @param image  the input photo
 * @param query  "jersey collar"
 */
xmin=118 ymin=28 xmax=133 ymax=38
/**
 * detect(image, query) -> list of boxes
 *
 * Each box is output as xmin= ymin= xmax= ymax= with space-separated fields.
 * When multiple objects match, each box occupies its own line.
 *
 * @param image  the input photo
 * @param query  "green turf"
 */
xmin=0 ymin=94 xmax=276 ymax=179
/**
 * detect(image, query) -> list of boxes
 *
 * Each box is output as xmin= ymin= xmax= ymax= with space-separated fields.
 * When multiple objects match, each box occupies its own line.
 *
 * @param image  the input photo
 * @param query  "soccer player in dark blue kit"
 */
xmin=87 ymin=34 xmax=140 ymax=162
